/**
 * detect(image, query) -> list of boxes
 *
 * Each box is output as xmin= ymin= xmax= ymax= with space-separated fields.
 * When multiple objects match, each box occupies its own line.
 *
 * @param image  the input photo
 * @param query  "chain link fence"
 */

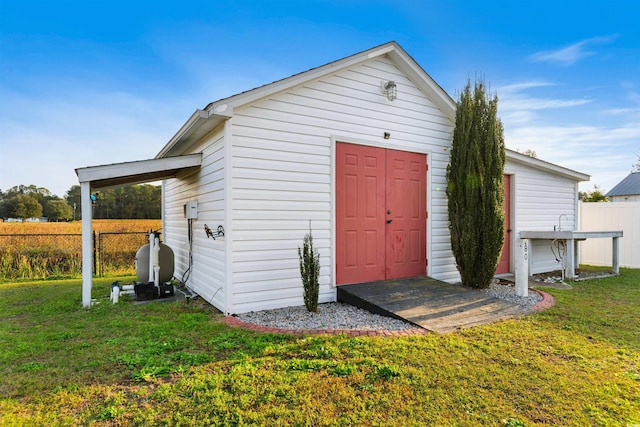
xmin=0 ymin=232 xmax=151 ymax=280
xmin=98 ymin=232 xmax=150 ymax=277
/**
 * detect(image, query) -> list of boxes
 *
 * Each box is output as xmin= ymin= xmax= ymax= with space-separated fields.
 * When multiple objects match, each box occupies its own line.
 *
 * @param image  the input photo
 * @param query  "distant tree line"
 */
xmin=0 ymin=184 xmax=161 ymax=221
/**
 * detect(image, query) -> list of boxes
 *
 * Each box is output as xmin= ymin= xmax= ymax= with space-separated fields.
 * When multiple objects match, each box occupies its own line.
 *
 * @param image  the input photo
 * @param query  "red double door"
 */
xmin=496 ymin=174 xmax=512 ymax=274
xmin=336 ymin=142 xmax=427 ymax=285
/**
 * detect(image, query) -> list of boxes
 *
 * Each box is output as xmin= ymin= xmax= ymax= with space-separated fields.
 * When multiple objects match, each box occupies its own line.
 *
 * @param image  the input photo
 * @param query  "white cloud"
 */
xmin=0 ymin=86 xmax=189 ymax=197
xmin=497 ymin=81 xmax=592 ymax=123
xmin=603 ymin=108 xmax=640 ymax=115
xmin=501 ymin=96 xmax=591 ymax=112
xmin=498 ymin=79 xmax=640 ymax=191
xmin=528 ymin=35 xmax=618 ymax=66
xmin=505 ymin=122 xmax=640 ymax=191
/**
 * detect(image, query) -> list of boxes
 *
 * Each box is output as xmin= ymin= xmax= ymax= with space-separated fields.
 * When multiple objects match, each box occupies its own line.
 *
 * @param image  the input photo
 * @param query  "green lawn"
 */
xmin=1 ymin=270 xmax=639 ymax=426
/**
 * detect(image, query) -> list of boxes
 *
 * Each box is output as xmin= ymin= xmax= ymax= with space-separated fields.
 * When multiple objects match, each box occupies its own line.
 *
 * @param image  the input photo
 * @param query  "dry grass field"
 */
xmin=0 ymin=219 xmax=161 ymax=234
xmin=0 ymin=219 xmax=162 ymax=281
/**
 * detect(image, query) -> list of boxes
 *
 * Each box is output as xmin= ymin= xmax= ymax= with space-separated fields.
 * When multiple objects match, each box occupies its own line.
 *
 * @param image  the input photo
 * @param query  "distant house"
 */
xmin=606 ymin=172 xmax=640 ymax=202
xmin=76 ymin=41 xmax=590 ymax=312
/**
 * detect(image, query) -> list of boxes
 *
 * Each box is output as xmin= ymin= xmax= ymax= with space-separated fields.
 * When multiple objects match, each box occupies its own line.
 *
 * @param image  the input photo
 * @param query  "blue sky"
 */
xmin=1 ymin=0 xmax=638 ymax=197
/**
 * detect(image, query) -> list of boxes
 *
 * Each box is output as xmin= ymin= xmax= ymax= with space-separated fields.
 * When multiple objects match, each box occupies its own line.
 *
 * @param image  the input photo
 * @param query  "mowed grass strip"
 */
xmin=0 ymin=269 xmax=638 ymax=426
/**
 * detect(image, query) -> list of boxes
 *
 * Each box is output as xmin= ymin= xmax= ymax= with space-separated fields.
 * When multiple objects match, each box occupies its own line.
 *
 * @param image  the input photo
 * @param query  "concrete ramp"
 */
xmin=337 ymin=277 xmax=529 ymax=333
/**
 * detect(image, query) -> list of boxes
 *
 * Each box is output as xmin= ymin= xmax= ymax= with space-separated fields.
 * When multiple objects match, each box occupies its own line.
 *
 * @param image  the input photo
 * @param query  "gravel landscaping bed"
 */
xmin=236 ymin=281 xmax=542 ymax=331
xmin=237 ymin=302 xmax=421 ymax=331
xmin=486 ymin=281 xmax=543 ymax=307
xmin=532 ymin=268 xmax=616 ymax=283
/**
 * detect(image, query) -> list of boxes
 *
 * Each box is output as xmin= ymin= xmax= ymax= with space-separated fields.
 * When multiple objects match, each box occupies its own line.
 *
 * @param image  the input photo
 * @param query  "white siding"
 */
xmin=227 ymin=56 xmax=456 ymax=313
xmin=160 ymin=51 xmax=586 ymax=314
xmin=163 ymin=130 xmax=227 ymax=312
xmin=609 ymin=195 xmax=640 ymax=202
xmin=428 ymin=150 xmax=458 ymax=282
xmin=506 ymin=161 xmax=581 ymax=274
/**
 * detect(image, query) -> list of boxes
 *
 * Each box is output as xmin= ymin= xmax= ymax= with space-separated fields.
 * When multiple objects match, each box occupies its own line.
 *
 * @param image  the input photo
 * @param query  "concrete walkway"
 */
xmin=337 ymin=276 xmax=532 ymax=333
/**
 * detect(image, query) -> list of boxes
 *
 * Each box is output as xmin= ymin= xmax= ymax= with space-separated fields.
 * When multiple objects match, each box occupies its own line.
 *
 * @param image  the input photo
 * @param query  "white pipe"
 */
xmin=111 ymin=282 xmax=138 ymax=304
xmin=153 ymin=236 xmax=160 ymax=286
xmin=148 ymin=233 xmax=155 ymax=282
xmin=111 ymin=287 xmax=136 ymax=304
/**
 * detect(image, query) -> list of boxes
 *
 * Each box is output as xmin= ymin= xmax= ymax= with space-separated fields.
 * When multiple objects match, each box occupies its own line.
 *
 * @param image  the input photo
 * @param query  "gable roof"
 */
xmin=505 ymin=150 xmax=590 ymax=182
xmin=606 ymin=172 xmax=640 ymax=197
xmin=154 ymin=41 xmax=589 ymax=183
xmin=156 ymin=41 xmax=456 ymax=158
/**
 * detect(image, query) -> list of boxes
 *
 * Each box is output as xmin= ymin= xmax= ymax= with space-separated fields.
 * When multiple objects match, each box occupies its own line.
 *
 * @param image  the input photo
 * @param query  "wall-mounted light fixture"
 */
xmin=381 ymin=80 xmax=397 ymax=101
xmin=384 ymin=132 xmax=391 ymax=140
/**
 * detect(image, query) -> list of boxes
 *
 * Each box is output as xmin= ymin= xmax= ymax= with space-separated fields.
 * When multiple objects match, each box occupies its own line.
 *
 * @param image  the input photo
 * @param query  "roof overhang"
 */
xmin=75 ymin=153 xmax=202 ymax=190
xmin=155 ymin=109 xmax=231 ymax=158
xmin=155 ymin=42 xmax=456 ymax=159
xmin=506 ymin=150 xmax=590 ymax=182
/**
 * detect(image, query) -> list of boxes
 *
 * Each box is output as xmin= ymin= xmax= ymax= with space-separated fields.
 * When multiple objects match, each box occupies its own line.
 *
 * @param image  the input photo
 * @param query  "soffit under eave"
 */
xmin=87 ymin=167 xmax=200 ymax=191
xmin=155 ymin=111 xmax=228 ymax=159
xmin=385 ymin=48 xmax=456 ymax=121
xmin=75 ymin=154 xmax=202 ymax=190
xmin=156 ymin=47 xmax=394 ymax=158
xmin=157 ymin=42 xmax=458 ymax=157
xmin=207 ymin=42 xmax=457 ymax=121
xmin=506 ymin=151 xmax=590 ymax=182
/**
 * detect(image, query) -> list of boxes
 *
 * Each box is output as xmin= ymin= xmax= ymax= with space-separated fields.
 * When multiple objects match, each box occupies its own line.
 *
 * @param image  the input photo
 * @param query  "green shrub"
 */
xmin=298 ymin=222 xmax=320 ymax=312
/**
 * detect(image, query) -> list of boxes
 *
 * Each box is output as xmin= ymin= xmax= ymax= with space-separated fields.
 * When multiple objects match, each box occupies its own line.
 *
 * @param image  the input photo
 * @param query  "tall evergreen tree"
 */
xmin=446 ymin=80 xmax=506 ymax=289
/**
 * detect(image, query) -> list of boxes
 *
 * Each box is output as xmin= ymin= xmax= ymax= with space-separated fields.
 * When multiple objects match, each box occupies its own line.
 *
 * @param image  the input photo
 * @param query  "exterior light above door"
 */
xmin=381 ymin=81 xmax=397 ymax=101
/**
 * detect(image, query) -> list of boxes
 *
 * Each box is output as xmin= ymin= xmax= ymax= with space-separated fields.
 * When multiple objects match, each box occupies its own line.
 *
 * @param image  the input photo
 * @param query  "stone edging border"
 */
xmin=530 ymin=288 xmax=555 ymax=312
xmin=221 ymin=288 xmax=556 ymax=337
xmin=221 ymin=315 xmax=430 ymax=337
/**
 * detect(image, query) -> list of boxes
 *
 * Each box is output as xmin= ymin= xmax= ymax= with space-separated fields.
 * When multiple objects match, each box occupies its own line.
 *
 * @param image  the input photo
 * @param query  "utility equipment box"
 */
xmin=184 ymin=200 xmax=198 ymax=219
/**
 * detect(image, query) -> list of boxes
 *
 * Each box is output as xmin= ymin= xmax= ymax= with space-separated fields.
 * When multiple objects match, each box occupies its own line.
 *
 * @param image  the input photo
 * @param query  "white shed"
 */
xmin=76 ymin=42 xmax=589 ymax=312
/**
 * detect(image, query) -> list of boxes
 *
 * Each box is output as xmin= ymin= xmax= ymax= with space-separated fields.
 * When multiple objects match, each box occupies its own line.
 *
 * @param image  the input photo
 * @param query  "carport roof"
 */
xmin=75 ymin=153 xmax=202 ymax=190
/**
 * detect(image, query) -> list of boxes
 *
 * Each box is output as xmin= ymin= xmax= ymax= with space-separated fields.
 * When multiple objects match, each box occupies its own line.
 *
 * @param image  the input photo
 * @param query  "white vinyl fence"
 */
xmin=578 ymin=201 xmax=640 ymax=268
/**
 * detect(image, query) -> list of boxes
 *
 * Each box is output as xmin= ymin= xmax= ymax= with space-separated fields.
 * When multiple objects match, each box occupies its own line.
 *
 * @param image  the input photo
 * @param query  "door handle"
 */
xmin=387 ymin=219 xmax=393 ymax=224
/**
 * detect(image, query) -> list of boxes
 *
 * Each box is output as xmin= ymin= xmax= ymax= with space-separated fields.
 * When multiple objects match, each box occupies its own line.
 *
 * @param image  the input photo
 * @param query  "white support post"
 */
xmin=515 ymin=238 xmax=529 ymax=297
xmin=81 ymin=181 xmax=93 ymax=308
xmin=566 ymin=238 xmax=576 ymax=279
xmin=612 ymin=237 xmax=620 ymax=274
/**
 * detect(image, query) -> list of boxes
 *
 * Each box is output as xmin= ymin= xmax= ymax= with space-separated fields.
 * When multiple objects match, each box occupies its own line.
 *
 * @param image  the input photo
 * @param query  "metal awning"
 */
xmin=75 ymin=153 xmax=202 ymax=307
xmin=75 ymin=153 xmax=202 ymax=190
